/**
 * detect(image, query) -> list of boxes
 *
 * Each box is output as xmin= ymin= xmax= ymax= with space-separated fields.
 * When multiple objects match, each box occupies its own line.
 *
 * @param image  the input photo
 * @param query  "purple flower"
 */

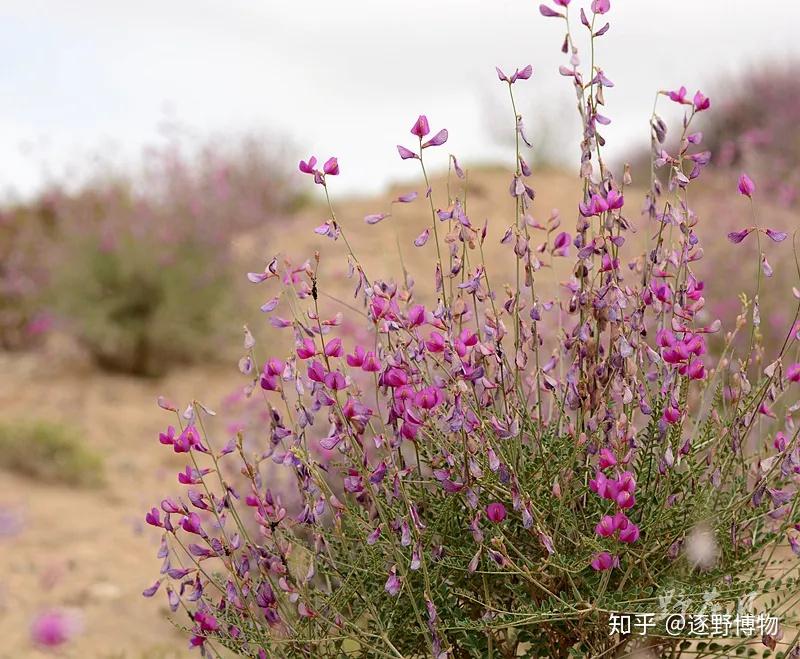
xmin=422 ymin=129 xmax=448 ymax=149
xmin=727 ymin=228 xmax=753 ymax=244
xmin=765 ymin=228 xmax=788 ymax=242
xmin=539 ymin=4 xmax=564 ymax=17
xmin=384 ymin=567 xmax=402 ymax=596
xmin=486 ymin=502 xmax=507 ymax=523
xmin=738 ymin=173 xmax=755 ymax=197
xmin=397 ymin=145 xmax=419 ymax=160
xmin=591 ymin=0 xmax=610 ymax=14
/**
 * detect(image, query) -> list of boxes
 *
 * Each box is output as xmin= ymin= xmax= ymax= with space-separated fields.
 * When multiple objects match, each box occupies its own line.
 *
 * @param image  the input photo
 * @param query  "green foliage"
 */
xmin=51 ymin=233 xmax=233 ymax=376
xmin=0 ymin=420 xmax=103 ymax=487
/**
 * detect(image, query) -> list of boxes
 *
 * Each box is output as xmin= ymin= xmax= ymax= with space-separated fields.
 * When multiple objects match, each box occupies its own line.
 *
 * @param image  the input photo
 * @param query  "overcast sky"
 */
xmin=1 ymin=0 xmax=799 ymax=199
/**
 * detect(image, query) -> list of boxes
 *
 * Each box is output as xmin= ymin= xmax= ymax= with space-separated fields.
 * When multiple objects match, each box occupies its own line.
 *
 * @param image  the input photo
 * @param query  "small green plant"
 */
xmin=0 ymin=420 xmax=103 ymax=487
xmin=52 ymin=232 xmax=233 ymax=377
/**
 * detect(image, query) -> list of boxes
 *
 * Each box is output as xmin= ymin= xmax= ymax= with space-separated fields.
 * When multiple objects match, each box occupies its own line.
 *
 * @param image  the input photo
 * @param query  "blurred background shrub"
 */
xmin=0 ymin=420 xmax=103 ymax=488
xmin=702 ymin=63 xmax=800 ymax=208
xmin=0 ymin=132 xmax=297 ymax=376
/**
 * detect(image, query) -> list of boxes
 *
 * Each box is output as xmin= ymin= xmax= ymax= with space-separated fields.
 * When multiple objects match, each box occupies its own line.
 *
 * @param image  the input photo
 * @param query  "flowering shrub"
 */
xmin=0 ymin=202 xmax=56 ymax=349
xmin=144 ymin=2 xmax=800 ymax=657
xmin=702 ymin=65 xmax=800 ymax=209
xmin=10 ymin=134 xmax=292 ymax=375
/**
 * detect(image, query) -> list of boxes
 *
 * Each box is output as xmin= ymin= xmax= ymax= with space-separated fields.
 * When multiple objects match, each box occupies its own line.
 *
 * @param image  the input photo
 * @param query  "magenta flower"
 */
xmin=383 ymin=367 xmax=408 ymax=388
xmin=30 ymin=610 xmax=81 ymax=648
xmin=362 ymin=351 xmax=381 ymax=372
xmin=322 ymin=157 xmax=339 ymax=176
xmin=422 ymin=129 xmax=448 ymax=149
xmin=590 ymin=551 xmax=617 ymax=571
xmin=788 ymin=363 xmax=800 ymax=382
xmin=738 ymin=173 xmax=755 ymax=197
xmin=591 ymin=0 xmax=610 ymax=14
xmin=693 ymin=90 xmax=710 ymax=112
xmin=595 ymin=515 xmax=616 ymax=538
xmin=346 ymin=345 xmax=366 ymax=367
xmin=598 ymin=448 xmax=617 ymax=470
xmin=486 ymin=502 xmax=507 ymax=523
xmin=410 ymin=115 xmax=430 ymax=138
xmin=667 ymin=86 xmax=688 ymax=104
xmin=663 ymin=405 xmax=681 ymax=425
xmin=298 ymin=156 xmax=317 ymax=174
xmin=324 ymin=337 xmax=343 ymax=357
xmin=296 ymin=338 xmax=316 ymax=360
xmin=618 ymin=522 xmax=640 ymax=544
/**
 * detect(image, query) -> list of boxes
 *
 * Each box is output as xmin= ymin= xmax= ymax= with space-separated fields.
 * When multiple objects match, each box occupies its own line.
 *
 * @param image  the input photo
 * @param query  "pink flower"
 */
xmin=693 ymin=90 xmax=710 ymax=112
xmin=738 ymin=173 xmax=755 ymax=197
xmin=598 ymin=448 xmax=617 ymax=470
xmin=590 ymin=551 xmax=617 ymax=571
xmin=30 ymin=610 xmax=81 ymax=647
xmin=774 ymin=432 xmax=788 ymax=452
xmin=663 ymin=405 xmax=681 ymax=425
xmin=346 ymin=345 xmax=366 ymax=367
xmin=298 ymin=156 xmax=317 ymax=174
xmin=323 ymin=157 xmax=339 ymax=176
xmin=486 ymin=502 xmax=507 ymax=523
xmin=595 ymin=515 xmax=616 ymax=538
xmin=788 ymin=363 xmax=800 ymax=382
xmin=686 ymin=359 xmax=705 ymax=381
xmin=618 ymin=522 xmax=640 ymax=544
xmin=422 ymin=129 xmax=448 ymax=149
xmin=362 ymin=351 xmax=381 ymax=372
xmin=415 ymin=386 xmax=443 ymax=410
xmin=667 ymin=86 xmax=689 ymax=104
xmin=383 ymin=367 xmax=408 ymax=388
xmin=591 ymin=0 xmax=610 ymax=13
xmin=410 ymin=115 xmax=430 ymax=138
xmin=324 ymin=337 xmax=343 ymax=357
xmin=297 ymin=338 xmax=316 ymax=360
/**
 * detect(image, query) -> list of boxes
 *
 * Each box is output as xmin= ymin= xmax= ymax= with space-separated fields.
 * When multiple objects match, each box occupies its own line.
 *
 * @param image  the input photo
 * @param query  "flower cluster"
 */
xmin=144 ymin=2 xmax=800 ymax=657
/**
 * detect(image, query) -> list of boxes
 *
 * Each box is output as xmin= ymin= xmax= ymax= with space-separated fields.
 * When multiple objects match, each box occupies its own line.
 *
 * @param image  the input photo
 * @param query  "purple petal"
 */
xmin=765 ymin=229 xmax=788 ymax=243
xmin=727 ymin=228 xmax=753 ymax=244
xmin=397 ymin=145 xmax=418 ymax=160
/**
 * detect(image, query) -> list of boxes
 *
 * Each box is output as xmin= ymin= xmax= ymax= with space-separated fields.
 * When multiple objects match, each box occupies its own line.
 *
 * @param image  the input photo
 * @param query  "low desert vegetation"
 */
xmin=0 ymin=420 xmax=103 ymax=488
